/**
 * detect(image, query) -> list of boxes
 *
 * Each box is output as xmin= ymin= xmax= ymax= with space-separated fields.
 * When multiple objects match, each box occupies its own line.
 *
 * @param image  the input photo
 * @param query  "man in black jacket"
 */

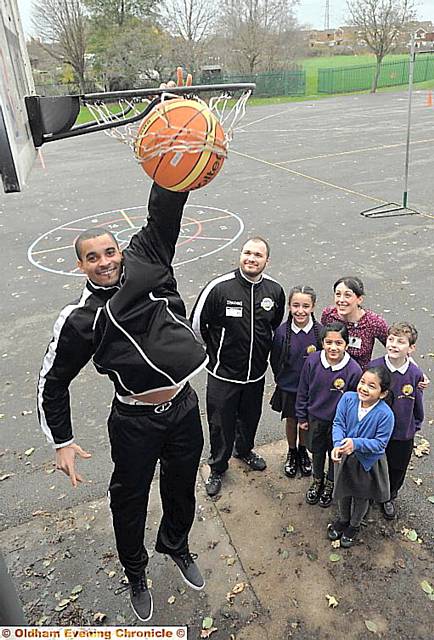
xmin=38 ymin=178 xmax=208 ymax=621
xmin=191 ymin=238 xmax=285 ymax=497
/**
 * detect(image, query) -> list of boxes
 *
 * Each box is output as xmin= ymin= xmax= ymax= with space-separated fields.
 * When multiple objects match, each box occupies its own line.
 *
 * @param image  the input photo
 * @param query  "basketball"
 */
xmin=134 ymin=99 xmax=227 ymax=191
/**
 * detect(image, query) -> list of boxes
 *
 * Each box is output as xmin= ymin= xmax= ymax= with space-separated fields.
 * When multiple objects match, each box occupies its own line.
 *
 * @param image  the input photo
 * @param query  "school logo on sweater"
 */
xmin=307 ymin=344 xmax=317 ymax=354
xmin=399 ymin=384 xmax=415 ymax=399
xmin=333 ymin=378 xmax=345 ymax=390
xmin=261 ymin=297 xmax=274 ymax=311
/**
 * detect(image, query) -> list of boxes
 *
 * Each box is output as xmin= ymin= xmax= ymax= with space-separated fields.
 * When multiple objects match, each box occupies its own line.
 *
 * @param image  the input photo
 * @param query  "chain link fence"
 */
xmin=318 ymin=54 xmax=434 ymax=94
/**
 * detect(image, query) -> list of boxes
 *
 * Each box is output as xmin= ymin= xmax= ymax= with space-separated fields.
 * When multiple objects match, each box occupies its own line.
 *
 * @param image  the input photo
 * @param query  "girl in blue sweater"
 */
xmin=328 ymin=365 xmax=395 ymax=548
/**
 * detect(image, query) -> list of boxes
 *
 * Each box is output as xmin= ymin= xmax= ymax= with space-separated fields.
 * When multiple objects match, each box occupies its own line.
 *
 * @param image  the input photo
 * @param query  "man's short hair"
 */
xmin=75 ymin=228 xmax=119 ymax=260
xmin=388 ymin=321 xmax=418 ymax=346
xmin=243 ymin=236 xmax=270 ymax=258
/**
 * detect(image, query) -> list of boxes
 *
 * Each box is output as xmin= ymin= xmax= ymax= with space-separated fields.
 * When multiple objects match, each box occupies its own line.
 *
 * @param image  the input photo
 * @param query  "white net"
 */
xmin=85 ymin=89 xmax=252 ymax=164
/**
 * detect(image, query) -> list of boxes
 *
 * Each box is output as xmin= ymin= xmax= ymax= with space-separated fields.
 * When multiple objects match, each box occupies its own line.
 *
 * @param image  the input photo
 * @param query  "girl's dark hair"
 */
xmin=320 ymin=321 xmax=349 ymax=345
xmin=333 ymin=276 xmax=365 ymax=297
xmin=363 ymin=365 xmax=392 ymax=393
xmin=278 ymin=285 xmax=321 ymax=373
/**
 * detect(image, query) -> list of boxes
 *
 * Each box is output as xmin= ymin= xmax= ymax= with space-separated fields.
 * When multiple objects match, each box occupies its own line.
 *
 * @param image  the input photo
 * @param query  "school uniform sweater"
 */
xmin=370 ymin=356 xmax=424 ymax=441
xmin=270 ymin=318 xmax=321 ymax=393
xmin=332 ymin=391 xmax=395 ymax=471
xmin=295 ymin=351 xmax=362 ymax=423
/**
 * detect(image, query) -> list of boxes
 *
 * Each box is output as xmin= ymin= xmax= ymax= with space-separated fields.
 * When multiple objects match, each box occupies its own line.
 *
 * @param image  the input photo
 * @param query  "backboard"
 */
xmin=0 ymin=0 xmax=36 ymax=193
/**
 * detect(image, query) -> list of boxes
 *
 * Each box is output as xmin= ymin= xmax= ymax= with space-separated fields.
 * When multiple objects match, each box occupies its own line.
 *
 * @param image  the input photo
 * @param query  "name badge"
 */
xmin=226 ymin=306 xmax=242 ymax=317
xmin=349 ymin=336 xmax=362 ymax=349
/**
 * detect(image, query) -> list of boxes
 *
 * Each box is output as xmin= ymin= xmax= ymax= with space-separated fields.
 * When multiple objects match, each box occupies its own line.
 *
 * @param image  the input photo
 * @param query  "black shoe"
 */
xmin=306 ymin=476 xmax=324 ymax=505
xmin=169 ymin=551 xmax=205 ymax=590
xmin=284 ymin=448 xmax=298 ymax=477
xmin=319 ymin=479 xmax=334 ymax=508
xmin=298 ymin=446 xmax=312 ymax=476
xmin=206 ymin=471 xmax=223 ymax=497
xmin=327 ymin=520 xmax=349 ymax=541
xmin=341 ymin=525 xmax=359 ymax=548
xmin=116 ymin=573 xmax=153 ymax=622
xmin=382 ymin=500 xmax=396 ymax=520
xmin=235 ymin=450 xmax=267 ymax=471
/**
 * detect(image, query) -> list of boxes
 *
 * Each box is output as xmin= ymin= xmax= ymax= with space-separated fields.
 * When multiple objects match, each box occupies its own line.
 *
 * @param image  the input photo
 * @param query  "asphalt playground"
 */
xmin=1 ymin=89 xmax=433 ymax=637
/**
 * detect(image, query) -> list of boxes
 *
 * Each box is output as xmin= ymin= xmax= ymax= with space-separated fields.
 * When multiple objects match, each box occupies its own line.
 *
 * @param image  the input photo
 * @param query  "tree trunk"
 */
xmin=371 ymin=56 xmax=383 ymax=93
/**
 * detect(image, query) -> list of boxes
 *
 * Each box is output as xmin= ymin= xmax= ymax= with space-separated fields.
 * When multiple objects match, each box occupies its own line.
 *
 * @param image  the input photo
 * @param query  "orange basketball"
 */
xmin=134 ymin=99 xmax=227 ymax=191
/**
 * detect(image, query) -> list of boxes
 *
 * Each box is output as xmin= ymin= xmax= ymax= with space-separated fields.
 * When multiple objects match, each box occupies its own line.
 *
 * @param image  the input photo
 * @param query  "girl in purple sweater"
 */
xmin=296 ymin=322 xmax=362 ymax=508
xmin=270 ymin=285 xmax=322 ymax=478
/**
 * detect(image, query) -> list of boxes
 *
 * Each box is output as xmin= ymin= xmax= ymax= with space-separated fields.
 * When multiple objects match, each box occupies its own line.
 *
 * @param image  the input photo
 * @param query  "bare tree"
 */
xmin=219 ymin=0 xmax=299 ymax=74
xmin=84 ymin=0 xmax=155 ymax=27
xmin=159 ymin=0 xmax=217 ymax=74
xmin=346 ymin=0 xmax=415 ymax=92
xmin=32 ymin=0 xmax=88 ymax=92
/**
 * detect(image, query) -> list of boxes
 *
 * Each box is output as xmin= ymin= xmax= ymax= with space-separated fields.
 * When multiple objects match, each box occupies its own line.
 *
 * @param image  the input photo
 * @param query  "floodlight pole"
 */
xmin=403 ymin=33 xmax=415 ymax=208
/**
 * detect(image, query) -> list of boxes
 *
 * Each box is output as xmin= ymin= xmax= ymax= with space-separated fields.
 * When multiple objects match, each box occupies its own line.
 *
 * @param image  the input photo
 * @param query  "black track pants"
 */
xmin=206 ymin=375 xmax=265 ymax=474
xmin=386 ymin=438 xmax=413 ymax=499
xmin=107 ymin=384 xmax=203 ymax=582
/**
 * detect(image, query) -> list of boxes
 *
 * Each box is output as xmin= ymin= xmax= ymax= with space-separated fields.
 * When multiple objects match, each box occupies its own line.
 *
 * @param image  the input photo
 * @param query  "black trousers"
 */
xmin=386 ymin=438 xmax=414 ymax=499
xmin=206 ymin=374 xmax=265 ymax=473
xmin=107 ymin=384 xmax=203 ymax=582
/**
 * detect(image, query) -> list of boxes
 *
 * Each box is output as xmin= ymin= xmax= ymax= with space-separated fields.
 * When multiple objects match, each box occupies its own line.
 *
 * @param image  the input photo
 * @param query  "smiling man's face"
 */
xmin=77 ymin=234 xmax=123 ymax=287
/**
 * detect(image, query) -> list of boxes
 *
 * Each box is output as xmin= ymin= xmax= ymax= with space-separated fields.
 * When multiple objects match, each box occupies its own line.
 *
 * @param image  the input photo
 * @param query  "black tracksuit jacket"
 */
xmin=37 ymin=184 xmax=208 ymax=448
xmin=190 ymin=269 xmax=285 ymax=383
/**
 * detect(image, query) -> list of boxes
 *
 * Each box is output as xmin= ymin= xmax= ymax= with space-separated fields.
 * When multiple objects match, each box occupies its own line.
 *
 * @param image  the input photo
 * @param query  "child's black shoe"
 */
xmin=341 ymin=525 xmax=359 ymax=548
xmin=319 ymin=479 xmax=334 ymax=508
xmin=284 ymin=448 xmax=298 ymax=478
xmin=327 ymin=520 xmax=349 ymax=541
xmin=305 ymin=476 xmax=324 ymax=504
xmin=382 ymin=500 xmax=396 ymax=520
xmin=298 ymin=446 xmax=312 ymax=476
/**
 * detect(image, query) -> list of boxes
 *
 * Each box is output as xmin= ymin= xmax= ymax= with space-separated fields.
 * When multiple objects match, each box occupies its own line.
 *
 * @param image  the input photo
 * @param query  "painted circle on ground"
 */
xmin=28 ymin=204 xmax=244 ymax=277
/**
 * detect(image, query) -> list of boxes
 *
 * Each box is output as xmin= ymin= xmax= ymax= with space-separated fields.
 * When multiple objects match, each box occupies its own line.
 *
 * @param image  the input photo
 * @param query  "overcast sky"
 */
xmin=16 ymin=0 xmax=434 ymax=35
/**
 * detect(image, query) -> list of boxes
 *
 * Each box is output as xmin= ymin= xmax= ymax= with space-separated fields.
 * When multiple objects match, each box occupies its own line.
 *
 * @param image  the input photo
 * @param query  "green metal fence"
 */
xmin=215 ymin=70 xmax=306 ymax=97
xmin=318 ymin=55 xmax=434 ymax=94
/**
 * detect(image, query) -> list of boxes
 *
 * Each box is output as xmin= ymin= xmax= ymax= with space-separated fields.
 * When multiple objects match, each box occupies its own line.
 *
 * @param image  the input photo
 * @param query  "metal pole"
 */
xmin=403 ymin=32 xmax=415 ymax=208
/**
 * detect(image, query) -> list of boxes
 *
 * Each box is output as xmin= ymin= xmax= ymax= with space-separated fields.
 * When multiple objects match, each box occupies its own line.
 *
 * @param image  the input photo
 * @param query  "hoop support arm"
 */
xmin=82 ymin=83 xmax=256 ymax=103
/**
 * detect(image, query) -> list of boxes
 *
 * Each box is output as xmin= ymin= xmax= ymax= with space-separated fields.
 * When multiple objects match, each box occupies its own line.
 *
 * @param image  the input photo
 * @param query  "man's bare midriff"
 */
xmin=132 ymin=387 xmax=180 ymax=404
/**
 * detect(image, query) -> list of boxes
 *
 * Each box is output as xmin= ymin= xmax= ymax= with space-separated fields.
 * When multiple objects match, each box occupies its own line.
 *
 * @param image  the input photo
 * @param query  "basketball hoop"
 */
xmin=83 ymin=84 xmax=254 ymax=164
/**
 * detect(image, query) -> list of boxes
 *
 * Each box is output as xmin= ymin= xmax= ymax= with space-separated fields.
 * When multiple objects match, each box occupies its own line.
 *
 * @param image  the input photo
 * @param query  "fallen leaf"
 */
xmin=329 ymin=553 xmax=341 ymax=562
xmin=168 ymin=595 xmax=176 ymax=604
xmin=412 ymin=477 xmax=423 ymax=486
xmin=331 ymin=540 xmax=340 ymax=549
xmin=70 ymin=585 xmax=83 ymax=595
xmin=286 ymin=525 xmax=295 ymax=534
xmin=427 ymin=496 xmax=434 ymax=504
xmin=232 ymin=582 xmax=245 ymax=594
xmin=24 ymin=447 xmax=35 ymax=456
xmin=0 ymin=474 xmax=13 ymax=481
xmin=325 ymin=594 xmax=339 ymax=608
xmin=404 ymin=529 xmax=418 ymax=542
xmin=202 ymin=617 xmax=214 ymax=629
xmin=200 ymin=629 xmax=218 ymax=639
xmin=107 ymin=571 xmax=116 ymax=578
xmin=420 ymin=580 xmax=433 ymax=595
xmin=46 ymin=468 xmax=56 ymax=474
xmin=365 ymin=620 xmax=378 ymax=633
xmin=37 ymin=616 xmax=49 ymax=625
xmin=93 ymin=612 xmax=106 ymax=622
xmin=21 ymin=410 xmax=33 ymax=416
xmin=226 ymin=557 xmax=236 ymax=566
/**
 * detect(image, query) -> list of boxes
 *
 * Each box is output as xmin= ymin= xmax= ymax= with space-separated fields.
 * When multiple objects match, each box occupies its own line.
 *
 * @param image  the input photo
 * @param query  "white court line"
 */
xmin=276 ymin=137 xmax=434 ymax=165
xmin=231 ymin=149 xmax=434 ymax=219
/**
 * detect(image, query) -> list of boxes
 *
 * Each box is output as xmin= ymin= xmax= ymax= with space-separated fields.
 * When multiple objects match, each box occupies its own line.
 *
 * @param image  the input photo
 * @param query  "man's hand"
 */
xmin=160 ymin=66 xmax=193 ymax=90
xmin=55 ymin=443 xmax=92 ymax=488
xmin=298 ymin=421 xmax=309 ymax=431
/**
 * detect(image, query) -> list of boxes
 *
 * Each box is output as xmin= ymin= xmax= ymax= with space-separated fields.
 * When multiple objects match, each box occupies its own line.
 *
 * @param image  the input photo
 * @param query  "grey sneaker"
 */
xmin=116 ymin=573 xmax=153 ymax=621
xmin=170 ymin=551 xmax=205 ymax=590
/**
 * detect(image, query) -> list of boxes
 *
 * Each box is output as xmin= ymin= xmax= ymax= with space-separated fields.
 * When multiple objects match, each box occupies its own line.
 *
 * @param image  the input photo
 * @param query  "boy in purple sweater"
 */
xmin=296 ymin=322 xmax=362 ymax=507
xmin=369 ymin=322 xmax=424 ymax=519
